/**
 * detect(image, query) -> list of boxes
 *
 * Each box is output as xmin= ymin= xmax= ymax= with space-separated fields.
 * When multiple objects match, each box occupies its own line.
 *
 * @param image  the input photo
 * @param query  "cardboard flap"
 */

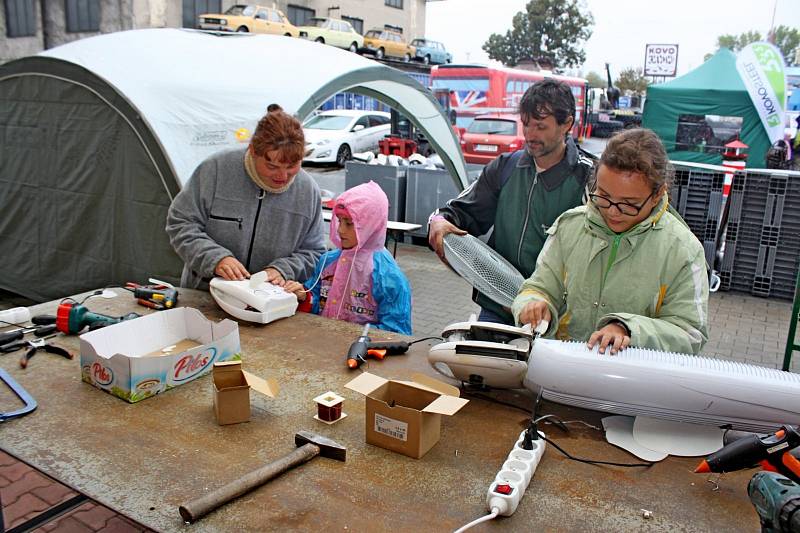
xmin=243 ymin=370 xmax=279 ymax=398
xmin=410 ymin=373 xmax=461 ymax=397
xmin=422 ymin=395 xmax=469 ymax=416
xmin=213 ymin=361 xmax=242 ymax=374
xmin=344 ymin=372 xmax=388 ymax=396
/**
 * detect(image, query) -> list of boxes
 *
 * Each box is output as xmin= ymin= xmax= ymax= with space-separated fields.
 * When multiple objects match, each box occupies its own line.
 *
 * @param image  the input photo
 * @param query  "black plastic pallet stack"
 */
xmin=719 ymin=170 xmax=800 ymax=300
xmin=669 ymin=164 xmax=725 ymax=269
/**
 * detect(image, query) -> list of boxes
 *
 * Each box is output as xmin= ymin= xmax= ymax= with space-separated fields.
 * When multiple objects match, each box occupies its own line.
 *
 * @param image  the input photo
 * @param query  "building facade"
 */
xmin=1 ymin=0 xmax=426 ymax=64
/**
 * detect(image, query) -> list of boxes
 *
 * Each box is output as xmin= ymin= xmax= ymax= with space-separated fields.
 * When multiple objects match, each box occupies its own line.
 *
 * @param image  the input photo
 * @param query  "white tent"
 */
xmin=0 ymin=29 xmax=466 ymax=300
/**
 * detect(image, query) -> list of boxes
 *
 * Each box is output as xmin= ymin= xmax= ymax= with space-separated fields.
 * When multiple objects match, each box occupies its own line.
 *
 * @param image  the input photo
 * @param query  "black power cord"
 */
xmin=470 ymin=389 xmax=654 ymax=468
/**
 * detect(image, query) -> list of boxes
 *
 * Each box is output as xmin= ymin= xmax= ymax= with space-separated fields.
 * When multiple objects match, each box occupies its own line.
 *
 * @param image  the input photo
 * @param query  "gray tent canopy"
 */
xmin=0 ymin=29 xmax=466 ymax=301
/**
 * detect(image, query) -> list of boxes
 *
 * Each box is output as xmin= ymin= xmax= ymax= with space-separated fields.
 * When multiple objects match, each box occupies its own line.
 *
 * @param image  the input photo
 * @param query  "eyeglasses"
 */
xmin=589 ymin=191 xmax=654 ymax=217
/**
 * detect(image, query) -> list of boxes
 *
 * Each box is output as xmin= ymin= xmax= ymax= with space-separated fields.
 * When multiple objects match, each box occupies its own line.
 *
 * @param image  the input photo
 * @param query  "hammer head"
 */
xmin=295 ymin=430 xmax=346 ymax=462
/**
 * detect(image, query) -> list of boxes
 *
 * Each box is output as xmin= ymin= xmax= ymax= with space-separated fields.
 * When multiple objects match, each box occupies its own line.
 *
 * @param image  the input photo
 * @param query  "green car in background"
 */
xmin=298 ymin=17 xmax=363 ymax=53
xmin=410 ymin=38 xmax=452 ymax=65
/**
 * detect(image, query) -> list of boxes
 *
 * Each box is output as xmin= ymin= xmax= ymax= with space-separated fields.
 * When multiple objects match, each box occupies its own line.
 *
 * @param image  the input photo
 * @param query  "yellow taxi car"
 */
xmin=360 ymin=28 xmax=415 ymax=62
xmin=197 ymin=4 xmax=298 ymax=37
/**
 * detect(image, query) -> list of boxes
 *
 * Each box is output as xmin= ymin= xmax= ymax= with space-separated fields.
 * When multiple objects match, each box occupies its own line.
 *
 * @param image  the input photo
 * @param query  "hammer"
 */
xmin=178 ymin=430 xmax=346 ymax=523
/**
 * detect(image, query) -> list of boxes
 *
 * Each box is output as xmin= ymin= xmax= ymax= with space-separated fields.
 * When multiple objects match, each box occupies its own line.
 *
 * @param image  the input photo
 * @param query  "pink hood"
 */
xmin=329 ymin=181 xmax=388 ymax=253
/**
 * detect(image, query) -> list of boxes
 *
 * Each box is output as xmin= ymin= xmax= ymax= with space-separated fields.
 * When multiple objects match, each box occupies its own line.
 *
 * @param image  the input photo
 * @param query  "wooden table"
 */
xmin=322 ymin=210 xmax=422 ymax=257
xmin=0 ymin=289 xmax=759 ymax=532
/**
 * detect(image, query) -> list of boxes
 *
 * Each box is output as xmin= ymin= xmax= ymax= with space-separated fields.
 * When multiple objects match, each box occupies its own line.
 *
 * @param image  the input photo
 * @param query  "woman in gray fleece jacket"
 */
xmin=166 ymin=107 xmax=326 ymax=289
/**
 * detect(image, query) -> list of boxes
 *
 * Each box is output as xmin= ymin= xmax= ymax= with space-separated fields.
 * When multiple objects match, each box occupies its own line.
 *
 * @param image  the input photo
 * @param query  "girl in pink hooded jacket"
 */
xmin=285 ymin=181 xmax=412 ymax=335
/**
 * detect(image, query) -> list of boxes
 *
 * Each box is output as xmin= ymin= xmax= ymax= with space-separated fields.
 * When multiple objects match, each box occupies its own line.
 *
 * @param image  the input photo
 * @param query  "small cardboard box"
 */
xmin=212 ymin=361 xmax=279 ymax=425
xmin=79 ymin=307 xmax=241 ymax=403
xmin=345 ymin=372 xmax=468 ymax=459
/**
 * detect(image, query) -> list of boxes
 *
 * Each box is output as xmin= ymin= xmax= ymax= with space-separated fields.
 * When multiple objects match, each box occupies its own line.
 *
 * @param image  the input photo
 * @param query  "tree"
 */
xmin=615 ymin=67 xmax=648 ymax=95
xmin=772 ymin=25 xmax=800 ymax=64
xmin=585 ymin=71 xmax=605 ymax=88
xmin=482 ymin=0 xmax=594 ymax=69
xmin=708 ymin=27 xmax=799 ymax=65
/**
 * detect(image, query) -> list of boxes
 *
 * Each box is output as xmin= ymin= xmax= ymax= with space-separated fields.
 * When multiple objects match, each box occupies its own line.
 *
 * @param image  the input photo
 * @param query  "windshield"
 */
xmin=309 ymin=18 xmax=327 ymax=27
xmin=411 ymin=39 xmax=426 ymax=47
xmin=303 ymin=115 xmax=353 ymax=130
xmin=467 ymin=119 xmax=517 ymax=136
xmin=225 ymin=5 xmax=253 ymax=16
xmin=366 ymin=30 xmax=381 ymax=38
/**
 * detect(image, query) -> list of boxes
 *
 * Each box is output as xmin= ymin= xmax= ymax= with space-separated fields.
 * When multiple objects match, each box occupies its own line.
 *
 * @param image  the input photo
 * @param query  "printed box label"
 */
xmin=374 ymin=413 xmax=408 ymax=441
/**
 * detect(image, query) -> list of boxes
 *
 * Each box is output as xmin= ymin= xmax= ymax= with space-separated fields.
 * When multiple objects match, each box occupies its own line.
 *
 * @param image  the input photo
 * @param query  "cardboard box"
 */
xmin=345 ymin=372 xmax=468 ymax=459
xmin=79 ymin=307 xmax=241 ymax=403
xmin=212 ymin=361 xmax=279 ymax=425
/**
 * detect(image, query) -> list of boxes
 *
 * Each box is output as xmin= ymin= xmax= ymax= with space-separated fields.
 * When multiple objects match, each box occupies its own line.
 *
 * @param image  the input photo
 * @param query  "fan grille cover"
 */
xmin=442 ymin=233 xmax=525 ymax=308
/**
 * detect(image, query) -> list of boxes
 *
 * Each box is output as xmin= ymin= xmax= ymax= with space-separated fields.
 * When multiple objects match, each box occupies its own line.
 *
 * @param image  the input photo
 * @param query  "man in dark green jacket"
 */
xmin=428 ymin=79 xmax=595 ymax=324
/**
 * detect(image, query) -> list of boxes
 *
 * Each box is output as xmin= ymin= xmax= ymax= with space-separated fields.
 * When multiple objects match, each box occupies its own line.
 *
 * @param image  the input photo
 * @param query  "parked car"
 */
xmin=197 ymin=4 xmax=298 ymax=36
xmin=410 ymin=38 xmax=452 ymax=65
xmin=297 ymin=18 xmax=363 ymax=53
xmin=361 ymin=28 xmax=415 ymax=62
xmin=303 ymin=110 xmax=391 ymax=167
xmin=460 ymin=113 xmax=524 ymax=165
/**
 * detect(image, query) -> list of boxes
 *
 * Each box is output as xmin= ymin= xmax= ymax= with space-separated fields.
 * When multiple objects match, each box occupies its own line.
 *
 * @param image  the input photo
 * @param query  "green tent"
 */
xmin=642 ymin=48 xmax=769 ymax=168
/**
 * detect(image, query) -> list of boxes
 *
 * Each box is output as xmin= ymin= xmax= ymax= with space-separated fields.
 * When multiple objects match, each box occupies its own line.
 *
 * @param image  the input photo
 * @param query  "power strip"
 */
xmin=485 ymin=429 xmax=546 ymax=516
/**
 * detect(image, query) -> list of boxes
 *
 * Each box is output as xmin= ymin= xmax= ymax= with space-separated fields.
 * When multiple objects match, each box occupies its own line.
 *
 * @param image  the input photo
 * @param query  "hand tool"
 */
xmin=178 ymin=431 xmax=346 ymax=523
xmin=695 ymin=425 xmax=800 ymax=484
xmin=748 ymin=471 xmax=800 ymax=533
xmin=0 ymin=325 xmax=57 ymax=346
xmin=55 ymin=301 xmax=140 ymax=334
xmin=17 ymin=338 xmax=73 ymax=369
xmin=1 ymin=333 xmax=59 ymax=353
xmin=0 ymin=368 xmax=37 ymax=422
xmin=124 ymin=282 xmax=179 ymax=310
xmin=346 ymin=324 xmax=409 ymax=369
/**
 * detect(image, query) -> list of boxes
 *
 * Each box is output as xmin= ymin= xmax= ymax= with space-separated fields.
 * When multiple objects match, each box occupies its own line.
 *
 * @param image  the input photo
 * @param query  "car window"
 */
xmin=342 ymin=22 xmax=353 ymax=32
xmin=353 ymin=116 xmax=370 ymax=129
xmin=269 ymin=10 xmax=282 ymax=22
xmin=303 ymin=115 xmax=353 ymax=130
xmin=411 ymin=39 xmax=422 ymax=47
xmin=366 ymin=30 xmax=380 ymax=38
xmin=369 ymin=115 xmax=389 ymax=127
xmin=256 ymin=9 xmax=268 ymax=20
xmin=467 ymin=119 xmax=518 ymax=136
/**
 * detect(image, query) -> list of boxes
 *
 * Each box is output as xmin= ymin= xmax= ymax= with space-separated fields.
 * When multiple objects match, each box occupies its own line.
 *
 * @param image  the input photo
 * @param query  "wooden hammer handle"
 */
xmin=179 ymin=443 xmax=320 ymax=523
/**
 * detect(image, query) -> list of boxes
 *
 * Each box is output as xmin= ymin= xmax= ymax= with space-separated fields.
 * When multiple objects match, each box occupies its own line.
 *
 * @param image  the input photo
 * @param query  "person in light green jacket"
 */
xmin=512 ymin=128 xmax=709 ymax=355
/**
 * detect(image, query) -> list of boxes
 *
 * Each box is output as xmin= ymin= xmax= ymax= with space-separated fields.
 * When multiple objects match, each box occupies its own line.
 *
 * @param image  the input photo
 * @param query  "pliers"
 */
xmin=0 ymin=338 xmax=73 ymax=369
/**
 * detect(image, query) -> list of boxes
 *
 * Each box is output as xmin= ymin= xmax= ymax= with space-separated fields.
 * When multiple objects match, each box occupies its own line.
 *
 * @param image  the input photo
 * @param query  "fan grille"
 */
xmin=442 ymin=233 xmax=525 ymax=308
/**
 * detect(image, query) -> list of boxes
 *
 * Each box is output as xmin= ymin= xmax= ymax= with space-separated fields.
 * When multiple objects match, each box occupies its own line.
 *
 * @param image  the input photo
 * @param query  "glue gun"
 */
xmin=695 ymin=425 xmax=800 ymax=484
xmin=125 ymin=282 xmax=178 ymax=310
xmin=346 ymin=324 xmax=409 ymax=369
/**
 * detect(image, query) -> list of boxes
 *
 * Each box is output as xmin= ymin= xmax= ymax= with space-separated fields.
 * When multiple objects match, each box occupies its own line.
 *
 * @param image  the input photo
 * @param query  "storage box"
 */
xmin=79 ymin=307 xmax=241 ymax=403
xmin=345 ymin=372 xmax=468 ymax=459
xmin=212 ymin=361 xmax=279 ymax=425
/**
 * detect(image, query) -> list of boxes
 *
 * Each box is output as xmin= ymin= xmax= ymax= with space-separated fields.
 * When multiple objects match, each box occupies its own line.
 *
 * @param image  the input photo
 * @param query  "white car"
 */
xmin=303 ymin=110 xmax=391 ymax=166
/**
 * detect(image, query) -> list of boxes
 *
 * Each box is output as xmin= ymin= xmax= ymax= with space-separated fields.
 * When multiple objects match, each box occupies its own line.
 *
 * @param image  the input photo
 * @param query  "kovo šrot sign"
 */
xmin=736 ymin=42 xmax=786 ymax=144
xmin=644 ymin=44 xmax=679 ymax=77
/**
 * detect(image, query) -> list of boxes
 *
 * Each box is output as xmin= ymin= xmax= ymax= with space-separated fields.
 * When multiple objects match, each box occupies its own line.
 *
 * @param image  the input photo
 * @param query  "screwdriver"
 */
xmin=0 ymin=325 xmax=58 ymax=346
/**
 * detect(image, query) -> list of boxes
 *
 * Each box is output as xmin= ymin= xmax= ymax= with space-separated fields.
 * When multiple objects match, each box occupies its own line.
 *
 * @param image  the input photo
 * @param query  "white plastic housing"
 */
xmin=209 ymin=277 xmax=298 ymax=324
xmin=525 ymin=339 xmax=800 ymax=432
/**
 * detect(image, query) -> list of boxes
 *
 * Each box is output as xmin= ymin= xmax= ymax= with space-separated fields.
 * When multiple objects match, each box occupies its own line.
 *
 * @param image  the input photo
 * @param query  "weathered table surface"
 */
xmin=0 ymin=289 xmax=758 ymax=532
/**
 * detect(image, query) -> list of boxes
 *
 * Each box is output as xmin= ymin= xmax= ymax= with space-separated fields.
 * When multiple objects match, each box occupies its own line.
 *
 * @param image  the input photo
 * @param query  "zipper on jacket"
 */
xmin=209 ymin=214 xmax=243 ymax=230
xmin=245 ymin=189 xmax=266 ymax=270
xmin=516 ymin=173 xmax=538 ymax=265
xmin=601 ymin=234 xmax=622 ymax=292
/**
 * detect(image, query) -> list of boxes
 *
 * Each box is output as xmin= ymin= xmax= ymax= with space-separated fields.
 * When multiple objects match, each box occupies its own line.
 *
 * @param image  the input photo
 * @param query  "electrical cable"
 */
xmin=407 ymin=336 xmax=443 ymax=346
xmin=453 ymin=508 xmax=499 ymax=533
xmin=462 ymin=391 xmax=531 ymax=414
xmin=537 ymin=432 xmax=653 ymax=468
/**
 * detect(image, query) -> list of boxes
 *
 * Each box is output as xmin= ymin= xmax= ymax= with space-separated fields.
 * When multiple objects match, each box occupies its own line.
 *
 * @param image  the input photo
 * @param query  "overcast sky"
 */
xmin=425 ymin=0 xmax=800 ymax=78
